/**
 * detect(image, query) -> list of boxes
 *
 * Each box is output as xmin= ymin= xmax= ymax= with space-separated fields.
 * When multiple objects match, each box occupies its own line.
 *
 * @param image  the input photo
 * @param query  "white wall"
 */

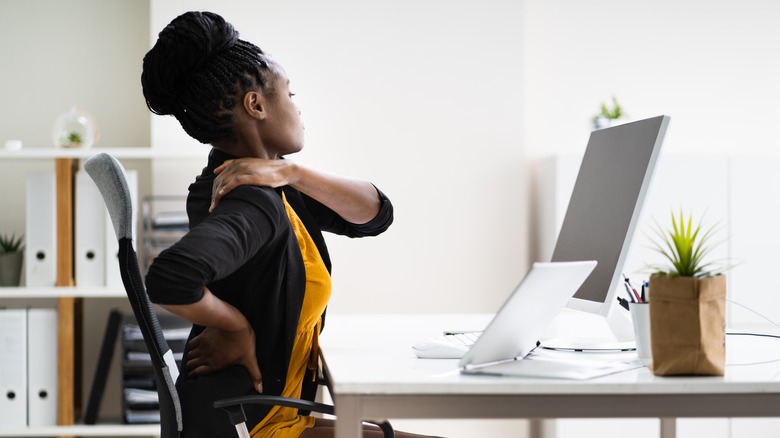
xmin=523 ymin=0 xmax=780 ymax=158
xmin=149 ymin=0 xmax=528 ymax=316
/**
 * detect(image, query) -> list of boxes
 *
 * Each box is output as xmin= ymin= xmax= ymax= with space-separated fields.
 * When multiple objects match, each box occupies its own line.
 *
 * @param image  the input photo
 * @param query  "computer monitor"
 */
xmin=551 ymin=115 xmax=670 ymax=319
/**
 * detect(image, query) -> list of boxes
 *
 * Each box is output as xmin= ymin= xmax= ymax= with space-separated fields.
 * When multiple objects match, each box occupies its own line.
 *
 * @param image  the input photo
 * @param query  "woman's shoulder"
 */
xmin=227 ymin=185 xmax=284 ymax=211
xmin=188 ymin=177 xmax=285 ymax=225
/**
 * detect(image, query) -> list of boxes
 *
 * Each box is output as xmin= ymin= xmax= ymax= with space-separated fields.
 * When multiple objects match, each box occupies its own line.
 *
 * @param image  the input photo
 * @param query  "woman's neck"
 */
xmin=212 ymin=137 xmax=275 ymax=160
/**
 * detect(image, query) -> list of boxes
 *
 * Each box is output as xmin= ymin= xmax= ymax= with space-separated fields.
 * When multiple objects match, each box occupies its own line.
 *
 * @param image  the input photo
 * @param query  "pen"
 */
xmin=623 ymin=281 xmax=637 ymax=303
xmin=623 ymin=274 xmax=642 ymax=303
xmin=641 ymin=282 xmax=646 ymax=302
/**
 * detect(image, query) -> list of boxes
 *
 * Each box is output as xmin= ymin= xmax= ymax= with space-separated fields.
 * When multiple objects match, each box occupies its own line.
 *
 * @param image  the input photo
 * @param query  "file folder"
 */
xmin=76 ymin=171 xmax=107 ymax=286
xmin=0 ymin=309 xmax=28 ymax=428
xmin=106 ymin=170 xmax=137 ymax=287
xmin=26 ymin=308 xmax=58 ymax=426
xmin=25 ymin=172 xmax=57 ymax=286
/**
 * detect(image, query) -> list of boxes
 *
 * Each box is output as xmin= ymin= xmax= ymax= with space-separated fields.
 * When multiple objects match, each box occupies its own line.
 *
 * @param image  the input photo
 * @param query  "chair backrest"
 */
xmin=84 ymin=153 xmax=183 ymax=437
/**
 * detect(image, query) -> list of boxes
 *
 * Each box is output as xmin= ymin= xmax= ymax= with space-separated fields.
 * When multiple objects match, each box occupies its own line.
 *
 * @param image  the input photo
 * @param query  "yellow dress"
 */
xmin=250 ymin=193 xmax=332 ymax=438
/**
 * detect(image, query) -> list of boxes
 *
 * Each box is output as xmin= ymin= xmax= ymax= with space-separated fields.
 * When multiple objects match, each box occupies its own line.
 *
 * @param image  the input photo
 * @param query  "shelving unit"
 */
xmin=0 ymin=286 xmax=125 ymax=299
xmin=0 ymin=147 xmax=201 ymax=438
xmin=0 ymin=424 xmax=160 ymax=437
xmin=0 ymin=147 xmax=202 ymax=160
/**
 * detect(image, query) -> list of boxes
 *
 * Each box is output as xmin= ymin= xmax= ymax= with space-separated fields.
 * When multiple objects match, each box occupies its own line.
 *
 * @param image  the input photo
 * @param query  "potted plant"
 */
xmin=0 ymin=233 xmax=24 ymax=286
xmin=592 ymin=96 xmax=625 ymax=130
xmin=646 ymin=210 xmax=728 ymax=376
xmin=67 ymin=132 xmax=83 ymax=148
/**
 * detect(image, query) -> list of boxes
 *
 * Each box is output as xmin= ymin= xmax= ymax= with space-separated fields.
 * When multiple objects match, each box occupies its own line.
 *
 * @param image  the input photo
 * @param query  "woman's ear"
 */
xmin=243 ymin=91 xmax=267 ymax=120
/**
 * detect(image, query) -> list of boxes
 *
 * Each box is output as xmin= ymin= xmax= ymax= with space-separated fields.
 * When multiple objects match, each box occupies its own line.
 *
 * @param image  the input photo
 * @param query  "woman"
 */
xmin=142 ymin=11 xmax=435 ymax=438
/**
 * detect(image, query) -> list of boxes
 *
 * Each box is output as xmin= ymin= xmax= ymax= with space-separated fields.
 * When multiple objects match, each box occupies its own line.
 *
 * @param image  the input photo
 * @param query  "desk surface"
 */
xmin=319 ymin=313 xmax=780 ymax=438
xmin=320 ymin=313 xmax=780 ymax=396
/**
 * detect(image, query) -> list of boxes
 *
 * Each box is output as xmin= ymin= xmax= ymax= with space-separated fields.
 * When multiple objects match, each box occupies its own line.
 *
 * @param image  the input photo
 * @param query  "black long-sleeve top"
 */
xmin=145 ymin=148 xmax=393 ymax=437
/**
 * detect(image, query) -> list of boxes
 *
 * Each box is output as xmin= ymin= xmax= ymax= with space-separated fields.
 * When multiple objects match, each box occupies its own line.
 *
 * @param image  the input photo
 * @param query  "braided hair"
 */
xmin=141 ymin=11 xmax=273 ymax=144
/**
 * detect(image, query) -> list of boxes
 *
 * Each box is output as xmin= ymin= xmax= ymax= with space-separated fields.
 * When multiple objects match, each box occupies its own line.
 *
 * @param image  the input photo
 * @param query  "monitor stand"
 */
xmin=540 ymin=307 xmax=636 ymax=352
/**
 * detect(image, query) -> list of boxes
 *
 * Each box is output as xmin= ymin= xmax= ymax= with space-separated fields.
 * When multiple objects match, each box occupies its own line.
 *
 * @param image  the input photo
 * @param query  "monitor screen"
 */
xmin=551 ymin=115 xmax=670 ymax=316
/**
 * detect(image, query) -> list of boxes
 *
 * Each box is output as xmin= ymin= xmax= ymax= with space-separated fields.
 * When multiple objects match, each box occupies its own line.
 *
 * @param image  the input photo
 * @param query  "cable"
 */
xmin=723 ymin=300 xmax=780 ymax=366
xmin=727 ymin=298 xmax=780 ymax=332
xmin=726 ymin=332 xmax=780 ymax=340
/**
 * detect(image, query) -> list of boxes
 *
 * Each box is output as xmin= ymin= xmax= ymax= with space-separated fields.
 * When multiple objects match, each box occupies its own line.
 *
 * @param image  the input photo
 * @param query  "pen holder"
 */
xmin=629 ymin=302 xmax=652 ymax=365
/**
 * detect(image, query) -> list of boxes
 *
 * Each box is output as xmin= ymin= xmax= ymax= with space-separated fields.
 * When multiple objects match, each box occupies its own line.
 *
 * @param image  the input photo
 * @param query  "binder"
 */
xmin=26 ymin=308 xmax=57 ymax=426
xmin=76 ymin=171 xmax=107 ymax=286
xmin=85 ymin=309 xmax=122 ymax=424
xmin=0 ymin=309 xmax=27 ymax=428
xmin=25 ymin=172 xmax=57 ymax=287
xmin=105 ymin=170 xmax=137 ymax=287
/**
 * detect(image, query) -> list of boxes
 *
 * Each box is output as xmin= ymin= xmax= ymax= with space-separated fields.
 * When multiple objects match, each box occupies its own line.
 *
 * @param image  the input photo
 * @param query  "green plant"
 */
xmin=68 ymin=132 xmax=82 ymax=144
xmin=0 ymin=233 xmax=24 ymax=255
xmin=595 ymin=96 xmax=624 ymax=120
xmin=647 ymin=210 xmax=725 ymax=278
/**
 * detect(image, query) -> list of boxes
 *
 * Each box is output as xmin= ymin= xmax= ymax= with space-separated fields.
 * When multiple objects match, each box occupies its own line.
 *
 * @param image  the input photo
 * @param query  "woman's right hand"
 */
xmin=185 ymin=322 xmax=264 ymax=393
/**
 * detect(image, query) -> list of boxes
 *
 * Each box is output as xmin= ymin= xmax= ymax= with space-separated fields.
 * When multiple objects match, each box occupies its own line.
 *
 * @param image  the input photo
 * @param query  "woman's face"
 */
xmin=259 ymin=66 xmax=304 ymax=158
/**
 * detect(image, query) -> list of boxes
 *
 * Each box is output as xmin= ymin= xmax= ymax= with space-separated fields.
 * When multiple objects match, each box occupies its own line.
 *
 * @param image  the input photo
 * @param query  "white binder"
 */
xmin=25 ymin=172 xmax=57 ymax=287
xmin=105 ymin=170 xmax=137 ymax=287
xmin=26 ymin=308 xmax=58 ymax=426
xmin=0 ymin=309 xmax=28 ymax=428
xmin=76 ymin=171 xmax=107 ymax=286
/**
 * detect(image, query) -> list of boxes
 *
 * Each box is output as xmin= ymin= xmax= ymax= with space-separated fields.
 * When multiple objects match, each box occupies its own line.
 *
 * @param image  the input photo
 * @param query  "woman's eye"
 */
xmin=289 ymin=92 xmax=296 ymax=98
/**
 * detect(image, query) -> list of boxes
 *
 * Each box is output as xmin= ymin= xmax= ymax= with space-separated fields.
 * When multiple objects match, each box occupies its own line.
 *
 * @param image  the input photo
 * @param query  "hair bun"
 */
xmin=142 ymin=11 xmax=239 ymax=115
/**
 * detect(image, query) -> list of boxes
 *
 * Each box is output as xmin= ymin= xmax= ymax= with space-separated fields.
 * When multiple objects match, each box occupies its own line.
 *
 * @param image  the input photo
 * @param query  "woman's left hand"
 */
xmin=210 ymin=158 xmax=293 ymax=212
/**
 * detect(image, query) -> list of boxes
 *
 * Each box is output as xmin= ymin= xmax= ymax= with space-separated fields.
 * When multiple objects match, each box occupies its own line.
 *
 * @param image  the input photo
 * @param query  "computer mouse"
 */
xmin=412 ymin=338 xmax=469 ymax=359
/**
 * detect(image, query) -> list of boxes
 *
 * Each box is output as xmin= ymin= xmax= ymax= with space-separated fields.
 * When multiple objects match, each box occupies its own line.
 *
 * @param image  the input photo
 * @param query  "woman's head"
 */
xmin=141 ymin=11 xmax=277 ymax=145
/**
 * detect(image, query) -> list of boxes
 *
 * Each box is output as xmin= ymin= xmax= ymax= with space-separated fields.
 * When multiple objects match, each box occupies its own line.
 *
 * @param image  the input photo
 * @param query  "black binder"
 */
xmin=84 ymin=309 xmax=122 ymax=424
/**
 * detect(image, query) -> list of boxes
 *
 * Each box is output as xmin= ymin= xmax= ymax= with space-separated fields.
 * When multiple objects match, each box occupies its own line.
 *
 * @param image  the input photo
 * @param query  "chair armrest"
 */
xmin=214 ymin=395 xmax=394 ymax=438
xmin=214 ymin=395 xmax=335 ymax=419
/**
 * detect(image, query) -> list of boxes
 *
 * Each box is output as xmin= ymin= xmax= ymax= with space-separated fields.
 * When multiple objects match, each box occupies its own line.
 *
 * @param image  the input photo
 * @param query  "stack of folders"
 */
xmin=121 ymin=313 xmax=190 ymax=424
xmin=141 ymin=196 xmax=189 ymax=273
xmin=25 ymin=170 xmax=138 ymax=288
xmin=0 ymin=308 xmax=58 ymax=429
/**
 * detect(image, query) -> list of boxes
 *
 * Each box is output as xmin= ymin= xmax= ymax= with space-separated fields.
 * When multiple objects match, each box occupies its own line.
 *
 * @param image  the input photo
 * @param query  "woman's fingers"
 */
xmin=213 ymin=159 xmax=234 ymax=174
xmin=187 ymin=363 xmax=214 ymax=377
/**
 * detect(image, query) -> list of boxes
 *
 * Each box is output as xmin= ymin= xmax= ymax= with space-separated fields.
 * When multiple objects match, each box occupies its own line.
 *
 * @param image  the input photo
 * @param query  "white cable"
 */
xmin=727 ymin=298 xmax=780 ymax=332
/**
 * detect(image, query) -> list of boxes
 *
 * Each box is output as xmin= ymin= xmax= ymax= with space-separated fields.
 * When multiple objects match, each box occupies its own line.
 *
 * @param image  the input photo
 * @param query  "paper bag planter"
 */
xmin=648 ymin=274 xmax=726 ymax=376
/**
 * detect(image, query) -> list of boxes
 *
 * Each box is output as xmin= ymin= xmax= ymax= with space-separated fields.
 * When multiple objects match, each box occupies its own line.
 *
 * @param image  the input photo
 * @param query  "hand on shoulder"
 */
xmin=210 ymin=158 xmax=296 ymax=212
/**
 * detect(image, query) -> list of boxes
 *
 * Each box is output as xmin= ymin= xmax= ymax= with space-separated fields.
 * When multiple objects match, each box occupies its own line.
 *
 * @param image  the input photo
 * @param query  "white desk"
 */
xmin=319 ymin=314 xmax=780 ymax=438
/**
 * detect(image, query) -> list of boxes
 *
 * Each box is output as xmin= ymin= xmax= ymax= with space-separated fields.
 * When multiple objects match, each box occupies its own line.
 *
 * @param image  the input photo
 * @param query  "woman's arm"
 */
xmin=146 ymin=188 xmax=280 ymax=393
xmin=161 ymin=287 xmax=264 ymax=393
xmin=210 ymin=158 xmax=381 ymax=224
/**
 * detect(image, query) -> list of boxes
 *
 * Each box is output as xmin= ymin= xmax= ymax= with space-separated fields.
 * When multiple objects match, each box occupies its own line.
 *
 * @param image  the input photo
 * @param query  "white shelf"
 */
xmin=0 ymin=286 xmax=126 ymax=299
xmin=0 ymin=147 xmax=205 ymax=159
xmin=0 ymin=424 xmax=160 ymax=437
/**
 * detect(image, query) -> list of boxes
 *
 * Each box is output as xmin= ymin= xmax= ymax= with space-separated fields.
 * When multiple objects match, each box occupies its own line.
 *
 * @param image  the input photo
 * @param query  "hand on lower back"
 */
xmin=185 ymin=324 xmax=264 ymax=393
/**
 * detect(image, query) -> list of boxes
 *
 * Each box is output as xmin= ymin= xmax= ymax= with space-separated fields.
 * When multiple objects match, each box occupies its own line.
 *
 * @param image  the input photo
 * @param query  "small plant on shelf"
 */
xmin=592 ymin=96 xmax=625 ymax=129
xmin=0 ymin=233 xmax=24 ymax=287
xmin=0 ymin=233 xmax=24 ymax=255
xmin=68 ymin=132 xmax=83 ymax=146
xmin=58 ymin=132 xmax=83 ymax=148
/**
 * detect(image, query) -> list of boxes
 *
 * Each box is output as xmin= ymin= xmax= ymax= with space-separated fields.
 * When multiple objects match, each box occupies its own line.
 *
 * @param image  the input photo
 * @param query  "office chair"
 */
xmin=84 ymin=153 xmax=394 ymax=438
